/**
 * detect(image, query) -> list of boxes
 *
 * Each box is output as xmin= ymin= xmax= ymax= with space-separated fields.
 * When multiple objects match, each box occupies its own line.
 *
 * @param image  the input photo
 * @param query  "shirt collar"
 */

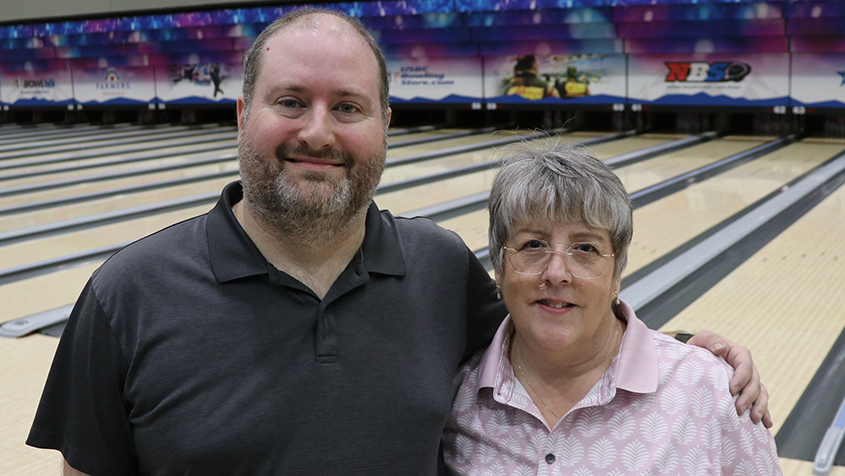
xmin=475 ymin=298 xmax=658 ymax=399
xmin=613 ymin=299 xmax=659 ymax=394
xmin=207 ymin=181 xmax=406 ymax=283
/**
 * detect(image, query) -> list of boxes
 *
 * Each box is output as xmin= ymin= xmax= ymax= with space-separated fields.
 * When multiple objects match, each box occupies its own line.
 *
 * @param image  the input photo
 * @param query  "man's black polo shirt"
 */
xmin=28 ymin=181 xmax=506 ymax=476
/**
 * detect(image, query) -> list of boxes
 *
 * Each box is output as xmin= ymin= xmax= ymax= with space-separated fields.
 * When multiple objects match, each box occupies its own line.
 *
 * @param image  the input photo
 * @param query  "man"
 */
xmin=28 ymin=9 xmax=768 ymax=476
xmin=504 ymin=55 xmax=560 ymax=100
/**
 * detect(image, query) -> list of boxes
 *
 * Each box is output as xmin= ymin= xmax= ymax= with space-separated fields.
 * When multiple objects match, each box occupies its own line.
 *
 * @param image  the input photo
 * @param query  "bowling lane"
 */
xmin=614 ymin=136 xmax=769 ymax=194
xmin=658 ymin=152 xmax=845 ymax=436
xmin=377 ymin=132 xmax=658 ymax=217
xmin=588 ymin=133 xmax=687 ymax=160
xmin=0 ymin=124 xmax=181 ymax=152
xmin=625 ymin=138 xmax=845 ymax=276
xmin=0 ymin=130 xmax=237 ymax=174
xmin=0 ymin=123 xmax=136 ymax=146
xmin=0 ymin=126 xmax=496 ymax=191
xmin=430 ymin=134 xmax=720 ymax=254
xmin=382 ymin=131 xmax=607 ymax=183
xmin=0 ymin=203 xmax=213 ymax=271
xmin=387 ymin=128 xmax=470 ymax=145
xmin=0 ymin=159 xmax=239 ymax=211
xmin=431 ymin=136 xmax=830 ymax=277
xmin=0 ymin=126 xmax=236 ymax=162
xmin=0 ymin=131 xmax=556 ymax=232
xmin=0 ymin=265 xmax=98 ymax=475
xmin=0 ymin=176 xmax=234 ymax=233
xmin=0 ymin=146 xmax=238 ymax=190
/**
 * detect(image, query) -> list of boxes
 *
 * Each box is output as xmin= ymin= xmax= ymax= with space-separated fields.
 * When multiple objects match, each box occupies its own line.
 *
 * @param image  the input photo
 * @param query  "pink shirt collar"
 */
xmin=475 ymin=299 xmax=658 ymax=399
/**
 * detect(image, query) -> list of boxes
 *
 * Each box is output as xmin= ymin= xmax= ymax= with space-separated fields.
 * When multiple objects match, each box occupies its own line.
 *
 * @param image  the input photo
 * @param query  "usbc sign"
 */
xmin=665 ymin=62 xmax=751 ymax=82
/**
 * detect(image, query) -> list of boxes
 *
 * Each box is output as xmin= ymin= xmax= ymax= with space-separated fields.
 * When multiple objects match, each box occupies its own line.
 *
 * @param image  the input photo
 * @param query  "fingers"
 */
xmin=684 ymin=329 xmax=771 ymax=426
xmin=762 ymin=409 xmax=774 ymax=429
xmin=726 ymin=341 xmax=754 ymax=397
xmin=749 ymin=384 xmax=771 ymax=428
xmin=733 ymin=363 xmax=761 ymax=418
xmin=686 ymin=330 xmax=728 ymax=358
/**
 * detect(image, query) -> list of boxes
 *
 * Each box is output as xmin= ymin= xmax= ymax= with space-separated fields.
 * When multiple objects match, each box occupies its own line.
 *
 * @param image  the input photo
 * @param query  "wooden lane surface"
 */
xmin=432 ymin=135 xmax=747 ymax=255
xmin=0 ymin=129 xmax=238 ymax=167
xmin=386 ymin=128 xmax=468 ymax=144
xmin=626 ymin=139 xmax=845 ymax=276
xmin=376 ymin=133 xmax=609 ymax=214
xmin=0 ymin=146 xmax=239 ymax=189
xmin=588 ymin=133 xmax=686 ymax=160
xmin=0 ymin=264 xmax=99 ymax=476
xmin=0 ymin=158 xmax=240 ymax=210
xmin=658 ymin=168 xmax=845 ymax=435
xmin=0 ymin=128 xmax=489 ymax=191
xmin=0 ymin=203 xmax=215 ymax=270
xmin=0 ymin=175 xmax=234 ymax=234
xmin=614 ymin=136 xmax=769 ymax=194
xmin=0 ymin=128 xmax=475 ymax=210
xmin=0 ymin=130 xmax=496 ymax=231
xmin=781 ymin=457 xmax=845 ymax=475
xmin=381 ymin=131 xmax=606 ymax=183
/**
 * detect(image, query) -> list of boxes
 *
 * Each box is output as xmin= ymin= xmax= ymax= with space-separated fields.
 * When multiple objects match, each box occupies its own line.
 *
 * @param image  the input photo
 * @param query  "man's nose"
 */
xmin=297 ymin=106 xmax=336 ymax=150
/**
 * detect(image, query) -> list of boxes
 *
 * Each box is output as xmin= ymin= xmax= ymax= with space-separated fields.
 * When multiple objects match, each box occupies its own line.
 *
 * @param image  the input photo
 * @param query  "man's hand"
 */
xmin=687 ymin=330 xmax=773 ymax=429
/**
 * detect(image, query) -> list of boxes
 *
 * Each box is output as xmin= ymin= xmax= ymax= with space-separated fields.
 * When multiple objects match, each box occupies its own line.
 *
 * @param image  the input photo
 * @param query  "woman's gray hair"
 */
xmin=488 ymin=139 xmax=633 ymax=279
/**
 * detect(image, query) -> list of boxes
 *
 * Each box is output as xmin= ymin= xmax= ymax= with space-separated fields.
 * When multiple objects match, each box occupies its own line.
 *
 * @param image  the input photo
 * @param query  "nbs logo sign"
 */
xmin=665 ymin=62 xmax=751 ymax=82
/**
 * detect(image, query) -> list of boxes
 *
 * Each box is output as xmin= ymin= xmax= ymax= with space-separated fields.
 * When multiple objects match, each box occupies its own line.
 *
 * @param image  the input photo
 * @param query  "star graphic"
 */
xmin=840 ymin=71 xmax=845 ymax=86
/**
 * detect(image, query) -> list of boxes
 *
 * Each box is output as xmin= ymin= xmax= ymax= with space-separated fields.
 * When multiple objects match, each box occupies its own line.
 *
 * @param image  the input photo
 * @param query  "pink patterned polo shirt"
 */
xmin=443 ymin=300 xmax=781 ymax=475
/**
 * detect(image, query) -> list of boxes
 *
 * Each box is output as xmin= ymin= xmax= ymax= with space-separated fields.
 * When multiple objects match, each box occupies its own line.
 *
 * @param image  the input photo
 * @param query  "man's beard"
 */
xmin=238 ymin=137 xmax=385 ymax=246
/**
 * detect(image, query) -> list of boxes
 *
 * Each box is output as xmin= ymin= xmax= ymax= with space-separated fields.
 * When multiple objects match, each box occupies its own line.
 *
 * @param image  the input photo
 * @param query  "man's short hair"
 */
xmin=241 ymin=8 xmax=390 ymax=124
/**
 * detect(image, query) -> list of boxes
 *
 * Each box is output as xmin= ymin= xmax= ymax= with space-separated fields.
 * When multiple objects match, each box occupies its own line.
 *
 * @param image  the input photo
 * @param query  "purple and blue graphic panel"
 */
xmin=784 ymin=2 xmax=845 ymax=19
xmin=613 ymin=3 xmax=783 ymax=22
xmin=464 ymin=9 xmax=612 ymax=27
xmin=787 ymin=18 xmax=845 ymax=37
xmin=480 ymin=39 xmax=623 ymax=56
xmin=484 ymin=53 xmax=626 ymax=104
xmin=627 ymin=53 xmax=789 ymax=107
xmin=1 ymin=69 xmax=74 ymax=107
xmin=0 ymin=59 xmax=67 ymax=72
xmin=361 ymin=13 xmax=462 ymax=30
xmin=377 ymin=28 xmax=471 ymax=44
xmin=617 ymin=19 xmax=784 ymax=38
xmin=791 ymin=53 xmax=845 ymax=109
xmin=73 ymin=67 xmax=157 ymax=106
xmin=381 ymin=42 xmax=478 ymax=58
xmin=625 ymin=36 xmax=789 ymax=54
xmin=154 ymin=62 xmax=242 ymax=105
xmin=388 ymin=56 xmax=484 ymax=103
xmin=792 ymin=36 xmax=845 ymax=53
xmin=471 ymin=23 xmax=616 ymax=41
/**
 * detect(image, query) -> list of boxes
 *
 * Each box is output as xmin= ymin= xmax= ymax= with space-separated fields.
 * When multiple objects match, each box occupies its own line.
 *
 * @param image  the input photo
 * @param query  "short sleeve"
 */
xmin=719 ymin=399 xmax=783 ymax=475
xmin=27 ymin=279 xmax=138 ymax=475
xmin=462 ymin=247 xmax=507 ymax=361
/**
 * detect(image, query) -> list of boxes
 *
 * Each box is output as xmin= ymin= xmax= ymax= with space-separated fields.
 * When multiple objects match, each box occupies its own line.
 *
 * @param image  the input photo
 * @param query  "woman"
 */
xmin=443 ymin=141 xmax=781 ymax=474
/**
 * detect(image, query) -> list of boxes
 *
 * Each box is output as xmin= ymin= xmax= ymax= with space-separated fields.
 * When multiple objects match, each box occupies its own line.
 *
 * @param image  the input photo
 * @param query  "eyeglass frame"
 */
xmin=501 ymin=240 xmax=615 ymax=279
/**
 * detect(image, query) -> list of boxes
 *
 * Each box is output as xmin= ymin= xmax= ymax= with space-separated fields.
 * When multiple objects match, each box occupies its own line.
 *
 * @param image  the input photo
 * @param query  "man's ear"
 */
xmin=237 ymin=95 xmax=246 ymax=132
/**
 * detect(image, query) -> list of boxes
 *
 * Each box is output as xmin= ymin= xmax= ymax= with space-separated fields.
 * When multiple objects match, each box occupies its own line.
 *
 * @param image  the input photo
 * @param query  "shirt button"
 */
xmin=545 ymin=453 xmax=555 ymax=464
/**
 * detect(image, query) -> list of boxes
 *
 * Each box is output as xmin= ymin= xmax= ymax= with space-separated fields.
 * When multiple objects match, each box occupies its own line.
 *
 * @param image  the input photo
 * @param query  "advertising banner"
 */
xmin=627 ymin=53 xmax=789 ymax=107
xmin=0 ymin=69 xmax=73 ymax=106
xmin=791 ymin=53 xmax=845 ymax=109
xmin=387 ymin=56 xmax=483 ymax=103
xmin=483 ymin=54 xmax=626 ymax=105
xmin=155 ymin=62 xmax=243 ymax=105
xmin=72 ymin=67 xmax=157 ymax=106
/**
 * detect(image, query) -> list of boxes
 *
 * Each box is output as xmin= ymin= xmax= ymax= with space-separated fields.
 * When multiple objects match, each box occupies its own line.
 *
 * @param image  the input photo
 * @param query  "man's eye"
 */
xmin=337 ymin=103 xmax=359 ymax=114
xmin=280 ymin=99 xmax=299 ymax=108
